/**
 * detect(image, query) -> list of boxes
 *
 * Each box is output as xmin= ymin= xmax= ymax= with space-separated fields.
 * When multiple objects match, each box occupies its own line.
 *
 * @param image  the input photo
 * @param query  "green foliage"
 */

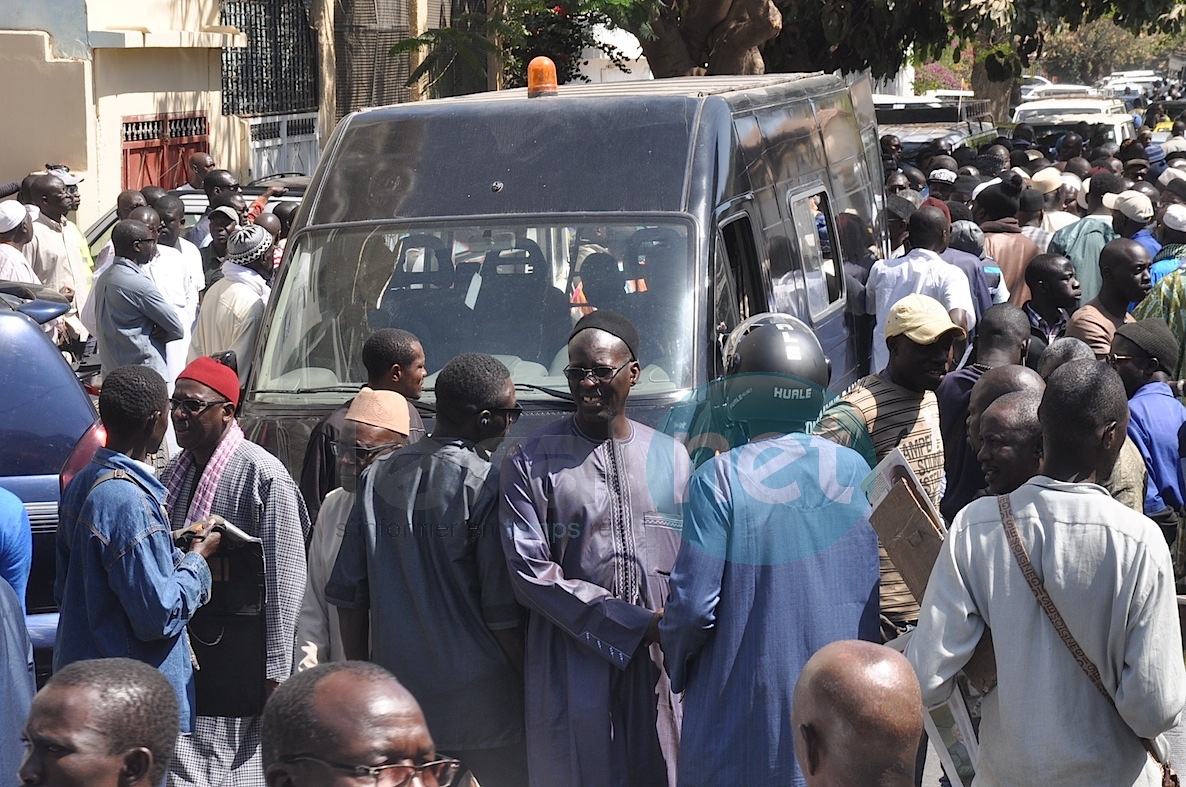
xmin=503 ymin=2 xmax=633 ymax=87
xmin=390 ymin=0 xmax=632 ymax=96
xmin=1042 ymin=16 xmax=1186 ymax=83
xmin=389 ymin=17 xmax=499 ymax=97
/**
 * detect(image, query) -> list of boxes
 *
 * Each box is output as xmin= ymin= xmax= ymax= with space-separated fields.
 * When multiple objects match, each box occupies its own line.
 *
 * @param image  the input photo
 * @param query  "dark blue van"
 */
xmin=239 ymin=73 xmax=885 ymax=470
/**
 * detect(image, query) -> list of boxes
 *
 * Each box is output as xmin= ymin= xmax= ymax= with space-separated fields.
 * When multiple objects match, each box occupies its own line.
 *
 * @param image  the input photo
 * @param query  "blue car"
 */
xmin=0 ymin=281 xmax=101 ymax=685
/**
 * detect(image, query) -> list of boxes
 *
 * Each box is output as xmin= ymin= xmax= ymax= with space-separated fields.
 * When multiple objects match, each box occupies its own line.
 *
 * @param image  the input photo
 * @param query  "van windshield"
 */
xmin=253 ymin=219 xmax=697 ymax=404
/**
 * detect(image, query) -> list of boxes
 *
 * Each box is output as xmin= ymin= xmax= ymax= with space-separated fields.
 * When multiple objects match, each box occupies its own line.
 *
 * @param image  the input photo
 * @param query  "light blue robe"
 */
xmin=661 ymin=433 xmax=880 ymax=787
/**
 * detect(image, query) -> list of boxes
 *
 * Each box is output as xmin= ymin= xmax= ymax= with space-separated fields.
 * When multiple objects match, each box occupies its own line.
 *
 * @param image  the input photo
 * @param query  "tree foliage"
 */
xmin=1041 ymin=16 xmax=1186 ymax=84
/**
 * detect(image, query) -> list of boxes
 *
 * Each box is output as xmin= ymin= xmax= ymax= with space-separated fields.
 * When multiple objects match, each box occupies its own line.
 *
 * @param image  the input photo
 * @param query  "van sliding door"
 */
xmin=712 ymin=212 xmax=765 ymax=375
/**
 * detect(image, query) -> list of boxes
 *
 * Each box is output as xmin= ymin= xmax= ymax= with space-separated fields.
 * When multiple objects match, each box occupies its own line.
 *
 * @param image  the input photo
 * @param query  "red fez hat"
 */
xmin=177 ymin=356 xmax=241 ymax=407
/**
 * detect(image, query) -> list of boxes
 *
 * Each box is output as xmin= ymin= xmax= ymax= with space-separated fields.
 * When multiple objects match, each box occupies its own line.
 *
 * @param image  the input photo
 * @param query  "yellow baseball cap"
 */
xmin=884 ymin=294 xmax=966 ymax=344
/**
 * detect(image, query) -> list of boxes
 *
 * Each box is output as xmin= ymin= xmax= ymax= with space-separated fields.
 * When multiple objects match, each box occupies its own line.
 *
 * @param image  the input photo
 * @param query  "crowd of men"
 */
xmin=3 ymin=128 xmax=1186 ymax=787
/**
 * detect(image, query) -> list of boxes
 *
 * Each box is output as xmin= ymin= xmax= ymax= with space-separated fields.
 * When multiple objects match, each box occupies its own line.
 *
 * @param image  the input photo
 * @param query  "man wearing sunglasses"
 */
xmin=262 ymin=661 xmax=458 ymax=787
xmin=296 ymin=388 xmax=409 ymax=669
xmin=163 ymin=355 xmax=310 ymax=787
xmin=329 ymin=353 xmax=526 ymax=787
xmin=499 ymin=310 xmax=691 ymax=786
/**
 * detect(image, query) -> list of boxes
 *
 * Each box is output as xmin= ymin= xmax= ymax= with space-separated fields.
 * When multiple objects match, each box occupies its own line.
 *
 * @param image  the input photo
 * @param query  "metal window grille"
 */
xmin=334 ymin=0 xmax=413 ymax=118
xmin=222 ymin=0 xmax=319 ymax=117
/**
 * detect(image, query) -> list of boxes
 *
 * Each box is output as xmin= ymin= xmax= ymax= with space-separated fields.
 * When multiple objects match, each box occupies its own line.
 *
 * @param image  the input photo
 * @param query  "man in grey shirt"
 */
xmin=92 ymin=219 xmax=184 ymax=378
xmin=328 ymin=353 xmax=526 ymax=787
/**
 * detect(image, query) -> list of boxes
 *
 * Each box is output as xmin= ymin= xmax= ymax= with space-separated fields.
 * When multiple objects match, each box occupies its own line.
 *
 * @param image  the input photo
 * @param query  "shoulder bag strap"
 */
xmin=997 ymin=494 xmax=1173 ymax=777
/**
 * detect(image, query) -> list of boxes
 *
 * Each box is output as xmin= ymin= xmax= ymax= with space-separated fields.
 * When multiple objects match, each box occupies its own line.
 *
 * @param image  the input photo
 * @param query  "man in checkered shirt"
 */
xmin=161 ymin=356 xmax=310 ymax=787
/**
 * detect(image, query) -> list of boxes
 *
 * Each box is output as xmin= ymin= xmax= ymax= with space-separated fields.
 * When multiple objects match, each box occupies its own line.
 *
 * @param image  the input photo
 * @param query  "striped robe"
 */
xmin=163 ymin=434 xmax=310 ymax=787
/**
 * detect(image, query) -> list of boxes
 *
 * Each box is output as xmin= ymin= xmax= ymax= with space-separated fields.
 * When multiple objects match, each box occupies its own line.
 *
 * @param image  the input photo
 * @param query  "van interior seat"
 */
xmin=471 ymin=239 xmax=570 ymax=364
xmin=379 ymin=234 xmax=459 ymax=363
xmin=577 ymin=252 xmax=631 ymax=313
xmin=624 ymin=229 xmax=688 ymax=370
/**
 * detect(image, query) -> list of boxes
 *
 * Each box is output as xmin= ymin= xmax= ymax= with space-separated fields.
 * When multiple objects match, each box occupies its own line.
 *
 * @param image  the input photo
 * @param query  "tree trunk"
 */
xmin=970 ymin=31 xmax=1019 ymax=128
xmin=628 ymin=0 xmax=781 ymax=78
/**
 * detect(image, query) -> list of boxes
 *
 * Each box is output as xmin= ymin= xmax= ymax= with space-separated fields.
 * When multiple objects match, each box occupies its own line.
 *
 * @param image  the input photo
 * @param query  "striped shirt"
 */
xmin=814 ymin=374 xmax=945 ymax=625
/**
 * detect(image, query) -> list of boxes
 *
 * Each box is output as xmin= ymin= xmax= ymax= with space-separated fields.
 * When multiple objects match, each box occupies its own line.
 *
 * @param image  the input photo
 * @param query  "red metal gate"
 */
xmin=121 ymin=113 xmax=210 ymax=190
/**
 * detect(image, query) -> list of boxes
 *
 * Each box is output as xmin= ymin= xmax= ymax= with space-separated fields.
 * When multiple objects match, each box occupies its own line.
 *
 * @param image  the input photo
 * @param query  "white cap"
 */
xmin=45 ymin=168 xmax=80 ymax=186
xmin=1102 ymin=190 xmax=1154 ymax=222
xmin=1031 ymin=167 xmax=1063 ymax=194
xmin=971 ymin=177 xmax=1001 ymax=200
xmin=0 ymin=201 xmax=39 ymax=234
xmin=927 ymin=169 xmax=957 ymax=184
xmin=1076 ymin=177 xmax=1092 ymax=210
xmin=1160 ymin=168 xmax=1186 ymax=187
xmin=1163 ymin=204 xmax=1186 ymax=233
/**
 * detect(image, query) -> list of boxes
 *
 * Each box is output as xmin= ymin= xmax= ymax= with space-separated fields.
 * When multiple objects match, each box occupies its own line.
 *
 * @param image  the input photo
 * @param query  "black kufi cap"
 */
xmin=569 ymin=309 xmax=641 ymax=361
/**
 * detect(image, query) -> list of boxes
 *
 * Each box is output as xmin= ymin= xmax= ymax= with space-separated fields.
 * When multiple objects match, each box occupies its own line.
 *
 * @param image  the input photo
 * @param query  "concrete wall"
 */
xmin=88 ymin=0 xmax=221 ymax=35
xmin=0 ymin=0 xmax=89 ymax=59
xmin=0 ymin=31 xmax=93 ymax=201
xmin=91 ymin=46 xmax=240 ymax=220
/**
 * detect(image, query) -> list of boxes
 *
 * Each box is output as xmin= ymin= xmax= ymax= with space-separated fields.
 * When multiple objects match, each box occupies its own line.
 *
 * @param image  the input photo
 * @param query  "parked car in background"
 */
xmin=1019 ymin=84 xmax=1096 ymax=102
xmin=0 ymin=282 xmax=101 ymax=686
xmin=1012 ymin=96 xmax=1129 ymax=124
xmin=83 ymin=174 xmax=309 ymax=259
xmin=1026 ymin=113 xmax=1136 ymax=148
xmin=1020 ymin=75 xmax=1053 ymax=102
xmin=875 ymin=95 xmax=998 ymax=164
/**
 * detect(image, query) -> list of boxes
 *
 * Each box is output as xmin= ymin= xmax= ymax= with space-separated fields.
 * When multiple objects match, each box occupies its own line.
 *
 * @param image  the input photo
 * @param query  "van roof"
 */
xmin=362 ymin=73 xmax=841 ymax=111
xmin=315 ymin=73 xmax=859 ymax=222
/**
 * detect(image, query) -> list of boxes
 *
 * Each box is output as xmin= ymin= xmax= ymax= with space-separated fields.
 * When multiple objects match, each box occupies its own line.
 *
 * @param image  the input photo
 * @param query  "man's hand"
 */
xmin=59 ymin=285 xmax=74 ymax=302
xmin=644 ymin=608 xmax=664 ymax=647
xmin=185 ymin=520 xmax=223 ymax=560
xmin=265 ymin=185 xmax=289 ymax=197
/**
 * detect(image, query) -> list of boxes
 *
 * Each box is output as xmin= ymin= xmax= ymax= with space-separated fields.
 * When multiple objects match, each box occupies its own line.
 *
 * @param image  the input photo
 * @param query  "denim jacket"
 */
xmin=54 ymin=448 xmax=211 ymax=730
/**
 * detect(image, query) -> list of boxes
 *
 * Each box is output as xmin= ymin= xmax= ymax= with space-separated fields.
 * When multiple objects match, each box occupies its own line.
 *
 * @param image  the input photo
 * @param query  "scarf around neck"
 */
xmin=165 ymin=421 xmax=245 ymax=523
xmin=220 ymin=261 xmax=271 ymax=305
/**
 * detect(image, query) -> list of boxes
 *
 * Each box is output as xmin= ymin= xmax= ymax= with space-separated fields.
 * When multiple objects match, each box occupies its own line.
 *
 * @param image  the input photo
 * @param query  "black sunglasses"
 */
xmin=562 ymin=360 xmax=632 ymax=383
xmin=168 ymin=397 xmax=229 ymax=415
xmin=493 ymin=404 xmax=524 ymax=424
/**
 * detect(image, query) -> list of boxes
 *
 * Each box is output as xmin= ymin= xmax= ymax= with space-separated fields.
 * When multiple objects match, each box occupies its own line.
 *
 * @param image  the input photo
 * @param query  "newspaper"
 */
xmin=861 ymin=447 xmax=944 ymax=532
xmin=869 ymin=454 xmax=986 ymax=785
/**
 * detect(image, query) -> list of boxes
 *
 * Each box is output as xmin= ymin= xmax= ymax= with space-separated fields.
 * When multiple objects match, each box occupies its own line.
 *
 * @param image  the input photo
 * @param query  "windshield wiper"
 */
xmin=252 ymin=386 xmax=359 ymax=394
xmin=514 ymin=383 xmax=574 ymax=402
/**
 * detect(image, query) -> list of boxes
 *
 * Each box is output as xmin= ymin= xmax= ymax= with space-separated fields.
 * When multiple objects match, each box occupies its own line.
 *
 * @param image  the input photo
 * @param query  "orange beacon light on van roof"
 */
xmin=527 ymin=56 xmax=559 ymax=98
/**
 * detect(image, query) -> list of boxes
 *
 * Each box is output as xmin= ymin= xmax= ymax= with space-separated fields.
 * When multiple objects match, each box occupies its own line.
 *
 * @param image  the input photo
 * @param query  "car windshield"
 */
xmin=253 ymin=218 xmax=697 ymax=404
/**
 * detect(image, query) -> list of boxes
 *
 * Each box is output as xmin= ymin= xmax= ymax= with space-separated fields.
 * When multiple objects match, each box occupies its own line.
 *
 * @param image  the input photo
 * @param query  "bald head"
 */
xmin=115 ymin=189 xmax=147 ymax=220
xmin=1036 ymin=337 xmax=1095 ymax=379
xmin=907 ymin=206 xmax=950 ymax=251
xmin=1098 ymin=238 xmax=1153 ymax=305
xmin=254 ymin=212 xmax=282 ymax=241
xmin=261 ymin=662 xmax=432 ymax=774
xmin=967 ymin=365 xmax=1045 ymax=454
xmin=1040 ymin=360 xmax=1129 ymax=480
xmin=793 ymin=640 xmax=923 ymax=787
xmin=978 ymin=391 xmax=1043 ymax=494
xmin=188 ymin=151 xmax=215 ymax=189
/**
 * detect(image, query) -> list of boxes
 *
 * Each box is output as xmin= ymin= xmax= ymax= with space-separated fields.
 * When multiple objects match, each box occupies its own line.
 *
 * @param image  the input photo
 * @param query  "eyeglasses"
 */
xmin=562 ymin=360 xmax=632 ymax=383
xmin=168 ymin=397 xmax=229 ymax=415
xmin=330 ymin=440 xmax=404 ymax=462
xmin=493 ymin=404 xmax=524 ymax=424
xmin=1107 ymin=353 xmax=1153 ymax=367
xmin=279 ymin=754 xmax=459 ymax=787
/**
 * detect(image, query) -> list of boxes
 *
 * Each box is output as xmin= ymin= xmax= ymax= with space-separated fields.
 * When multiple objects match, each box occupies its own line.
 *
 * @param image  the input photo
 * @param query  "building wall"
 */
xmin=88 ymin=0 xmax=220 ymax=36
xmin=92 ymin=46 xmax=239 ymax=207
xmin=0 ymin=31 xmax=93 ymax=204
xmin=0 ymin=0 xmax=89 ymax=59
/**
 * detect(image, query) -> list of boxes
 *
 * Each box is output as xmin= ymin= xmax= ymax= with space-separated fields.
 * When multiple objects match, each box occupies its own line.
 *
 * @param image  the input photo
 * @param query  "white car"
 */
xmin=1012 ymin=97 xmax=1129 ymax=124
xmin=1025 ymin=114 xmax=1136 ymax=147
xmin=1019 ymin=75 xmax=1053 ymax=102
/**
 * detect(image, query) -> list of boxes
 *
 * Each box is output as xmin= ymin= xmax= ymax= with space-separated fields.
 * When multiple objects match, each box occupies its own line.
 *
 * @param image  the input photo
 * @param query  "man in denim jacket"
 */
xmin=53 ymin=365 xmax=221 ymax=731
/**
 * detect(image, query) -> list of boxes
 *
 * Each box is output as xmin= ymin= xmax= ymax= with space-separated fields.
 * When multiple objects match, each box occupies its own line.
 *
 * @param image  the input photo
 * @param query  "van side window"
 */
xmin=719 ymin=214 xmax=763 ymax=323
xmin=713 ymin=232 xmax=741 ymax=341
xmin=789 ymin=190 xmax=844 ymax=317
